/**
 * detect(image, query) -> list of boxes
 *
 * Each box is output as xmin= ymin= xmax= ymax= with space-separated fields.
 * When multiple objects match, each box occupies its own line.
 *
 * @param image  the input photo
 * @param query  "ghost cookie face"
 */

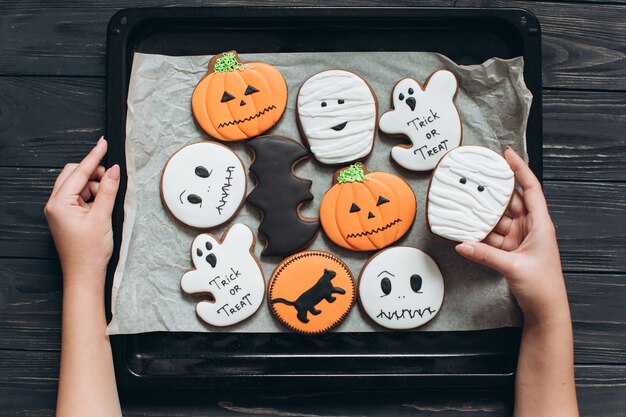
xmin=161 ymin=141 xmax=246 ymax=229
xmin=427 ymin=146 xmax=515 ymax=242
xmin=379 ymin=70 xmax=462 ymax=171
xmin=192 ymin=51 xmax=288 ymax=141
xmin=181 ymin=224 xmax=265 ymax=327
xmin=320 ymin=163 xmax=417 ymax=251
xmin=358 ymin=247 xmax=444 ymax=330
xmin=297 ymin=69 xmax=378 ymax=165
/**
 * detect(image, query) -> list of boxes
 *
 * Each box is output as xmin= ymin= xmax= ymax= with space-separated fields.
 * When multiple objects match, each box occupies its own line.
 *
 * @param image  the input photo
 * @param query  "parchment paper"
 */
xmin=107 ymin=51 xmax=531 ymax=335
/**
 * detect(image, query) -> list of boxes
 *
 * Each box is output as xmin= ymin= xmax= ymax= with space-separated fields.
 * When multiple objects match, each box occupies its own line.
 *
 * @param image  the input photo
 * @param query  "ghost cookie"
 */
xmin=161 ymin=141 xmax=246 ymax=229
xmin=297 ymin=69 xmax=378 ymax=165
xmin=358 ymin=247 xmax=444 ymax=330
xmin=268 ymin=251 xmax=355 ymax=334
xmin=379 ymin=70 xmax=462 ymax=171
xmin=320 ymin=163 xmax=416 ymax=251
xmin=427 ymin=146 xmax=515 ymax=242
xmin=246 ymin=135 xmax=320 ymax=256
xmin=192 ymin=50 xmax=288 ymax=141
xmin=181 ymin=223 xmax=265 ymax=327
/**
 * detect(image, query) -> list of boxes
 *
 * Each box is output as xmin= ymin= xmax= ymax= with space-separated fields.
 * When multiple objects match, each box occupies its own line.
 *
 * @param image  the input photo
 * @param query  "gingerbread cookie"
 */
xmin=268 ymin=251 xmax=355 ymax=334
xmin=427 ymin=146 xmax=515 ymax=242
xmin=181 ymin=224 xmax=265 ymax=327
xmin=161 ymin=141 xmax=246 ymax=229
xmin=192 ymin=51 xmax=288 ymax=141
xmin=379 ymin=70 xmax=462 ymax=171
xmin=358 ymin=247 xmax=444 ymax=330
xmin=320 ymin=163 xmax=416 ymax=251
xmin=297 ymin=69 xmax=378 ymax=165
xmin=246 ymin=135 xmax=319 ymax=256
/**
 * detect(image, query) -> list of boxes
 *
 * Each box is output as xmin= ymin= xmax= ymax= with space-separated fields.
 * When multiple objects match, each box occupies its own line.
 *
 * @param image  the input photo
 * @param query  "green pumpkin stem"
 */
xmin=213 ymin=52 xmax=245 ymax=73
xmin=337 ymin=163 xmax=367 ymax=183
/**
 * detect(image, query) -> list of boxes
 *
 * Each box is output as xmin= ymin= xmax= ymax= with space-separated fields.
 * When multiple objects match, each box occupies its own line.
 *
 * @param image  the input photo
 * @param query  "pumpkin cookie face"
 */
xmin=268 ymin=251 xmax=355 ymax=334
xmin=358 ymin=247 xmax=444 ymax=330
xmin=320 ymin=163 xmax=417 ymax=251
xmin=192 ymin=51 xmax=288 ymax=141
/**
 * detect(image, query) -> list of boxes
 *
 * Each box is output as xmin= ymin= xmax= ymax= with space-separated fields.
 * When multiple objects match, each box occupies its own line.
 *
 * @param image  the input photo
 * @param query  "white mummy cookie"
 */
xmin=297 ymin=69 xmax=378 ymax=165
xmin=358 ymin=247 xmax=444 ymax=330
xmin=427 ymin=146 xmax=515 ymax=242
xmin=161 ymin=141 xmax=246 ymax=229
xmin=181 ymin=223 xmax=265 ymax=327
xmin=379 ymin=70 xmax=462 ymax=171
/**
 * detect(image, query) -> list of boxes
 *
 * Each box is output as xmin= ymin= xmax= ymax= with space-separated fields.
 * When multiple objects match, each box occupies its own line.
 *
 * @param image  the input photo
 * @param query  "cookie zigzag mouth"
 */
xmin=218 ymin=105 xmax=277 ymax=128
xmin=346 ymin=218 xmax=402 ymax=239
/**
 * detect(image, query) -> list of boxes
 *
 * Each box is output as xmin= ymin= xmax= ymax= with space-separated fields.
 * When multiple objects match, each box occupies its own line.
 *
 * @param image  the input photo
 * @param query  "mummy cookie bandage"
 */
xmin=427 ymin=146 xmax=515 ymax=242
xmin=297 ymin=70 xmax=378 ymax=165
xmin=379 ymin=70 xmax=462 ymax=171
xmin=358 ymin=247 xmax=444 ymax=330
xmin=161 ymin=142 xmax=246 ymax=229
xmin=181 ymin=224 xmax=265 ymax=327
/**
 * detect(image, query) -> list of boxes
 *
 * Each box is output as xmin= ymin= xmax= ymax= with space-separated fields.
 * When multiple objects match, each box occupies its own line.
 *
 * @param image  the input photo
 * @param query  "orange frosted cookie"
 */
xmin=320 ymin=163 xmax=417 ymax=251
xmin=192 ymin=50 xmax=288 ymax=141
xmin=268 ymin=251 xmax=355 ymax=334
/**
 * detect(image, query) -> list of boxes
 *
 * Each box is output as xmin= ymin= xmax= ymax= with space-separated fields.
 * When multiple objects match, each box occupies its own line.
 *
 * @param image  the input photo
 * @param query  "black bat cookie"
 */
xmin=246 ymin=135 xmax=320 ymax=256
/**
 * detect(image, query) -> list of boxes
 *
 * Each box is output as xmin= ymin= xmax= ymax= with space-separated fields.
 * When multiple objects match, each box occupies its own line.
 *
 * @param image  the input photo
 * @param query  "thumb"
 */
xmin=455 ymin=241 xmax=512 ymax=276
xmin=92 ymin=164 xmax=120 ymax=219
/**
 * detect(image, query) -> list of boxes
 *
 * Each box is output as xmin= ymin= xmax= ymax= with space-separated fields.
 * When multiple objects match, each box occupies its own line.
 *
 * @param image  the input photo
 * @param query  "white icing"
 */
xmin=161 ymin=141 xmax=246 ymax=228
xmin=181 ymin=224 xmax=265 ymax=327
xmin=358 ymin=247 xmax=444 ymax=330
xmin=379 ymin=70 xmax=461 ymax=171
xmin=427 ymin=146 xmax=515 ymax=242
xmin=298 ymin=70 xmax=377 ymax=164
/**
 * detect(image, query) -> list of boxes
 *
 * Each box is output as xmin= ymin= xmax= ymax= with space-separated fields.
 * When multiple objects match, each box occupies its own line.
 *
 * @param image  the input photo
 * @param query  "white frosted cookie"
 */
xmin=358 ymin=247 xmax=444 ymax=330
xmin=379 ymin=69 xmax=462 ymax=171
xmin=181 ymin=223 xmax=265 ymax=327
xmin=297 ymin=69 xmax=378 ymax=165
xmin=161 ymin=141 xmax=246 ymax=229
xmin=427 ymin=146 xmax=515 ymax=242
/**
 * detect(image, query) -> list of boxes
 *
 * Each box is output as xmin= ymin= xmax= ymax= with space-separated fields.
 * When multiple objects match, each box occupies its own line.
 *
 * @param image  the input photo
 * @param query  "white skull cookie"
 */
xmin=161 ymin=141 xmax=246 ymax=229
xmin=379 ymin=69 xmax=462 ymax=171
xmin=427 ymin=146 xmax=515 ymax=242
xmin=358 ymin=247 xmax=444 ymax=330
xmin=181 ymin=223 xmax=265 ymax=327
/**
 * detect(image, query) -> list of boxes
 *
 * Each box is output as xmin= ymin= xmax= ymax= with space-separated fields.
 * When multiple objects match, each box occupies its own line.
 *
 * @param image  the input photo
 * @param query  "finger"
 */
xmin=508 ymin=190 xmax=527 ymax=218
xmin=79 ymin=181 xmax=100 ymax=202
xmin=51 ymin=163 xmax=78 ymax=196
xmin=493 ymin=216 xmax=512 ymax=236
xmin=58 ymin=137 xmax=108 ymax=195
xmin=483 ymin=232 xmax=506 ymax=249
xmin=91 ymin=165 xmax=121 ymax=219
xmin=504 ymin=148 xmax=548 ymax=214
xmin=455 ymin=241 xmax=512 ymax=276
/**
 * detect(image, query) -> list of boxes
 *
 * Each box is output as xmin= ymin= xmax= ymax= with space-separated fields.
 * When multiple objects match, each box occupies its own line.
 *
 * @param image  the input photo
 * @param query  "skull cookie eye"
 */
xmin=244 ymin=85 xmax=259 ymax=95
xmin=187 ymin=194 xmax=202 ymax=205
xmin=380 ymin=277 xmax=392 ymax=296
xmin=410 ymin=274 xmax=423 ymax=293
xmin=195 ymin=166 xmax=211 ymax=178
xmin=221 ymin=91 xmax=235 ymax=103
xmin=350 ymin=203 xmax=361 ymax=213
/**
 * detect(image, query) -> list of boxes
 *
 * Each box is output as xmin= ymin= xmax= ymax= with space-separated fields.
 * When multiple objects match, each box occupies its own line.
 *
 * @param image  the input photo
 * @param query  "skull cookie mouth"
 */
xmin=218 ymin=105 xmax=277 ymax=128
xmin=346 ymin=218 xmax=402 ymax=239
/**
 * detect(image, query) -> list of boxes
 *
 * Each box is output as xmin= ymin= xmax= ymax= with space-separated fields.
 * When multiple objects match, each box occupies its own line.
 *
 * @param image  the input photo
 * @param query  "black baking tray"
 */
xmin=105 ymin=7 xmax=541 ymax=391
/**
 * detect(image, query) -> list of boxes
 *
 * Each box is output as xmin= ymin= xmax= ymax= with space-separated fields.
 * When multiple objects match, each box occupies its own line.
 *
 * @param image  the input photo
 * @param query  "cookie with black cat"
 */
xmin=268 ymin=250 xmax=355 ymax=334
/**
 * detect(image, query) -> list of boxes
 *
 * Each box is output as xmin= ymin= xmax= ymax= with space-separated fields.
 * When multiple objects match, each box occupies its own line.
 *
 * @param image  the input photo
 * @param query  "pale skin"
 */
xmin=46 ymin=139 xmax=577 ymax=416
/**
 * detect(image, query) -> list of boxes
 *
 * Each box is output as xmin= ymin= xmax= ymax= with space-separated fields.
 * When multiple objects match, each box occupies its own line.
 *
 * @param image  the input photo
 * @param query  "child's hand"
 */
xmin=455 ymin=148 xmax=568 ymax=324
xmin=44 ymin=138 xmax=120 ymax=288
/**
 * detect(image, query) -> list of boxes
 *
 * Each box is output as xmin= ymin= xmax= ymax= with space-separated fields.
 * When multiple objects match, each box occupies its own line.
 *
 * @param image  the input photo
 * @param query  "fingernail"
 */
xmin=97 ymin=136 xmax=106 ymax=146
xmin=109 ymin=164 xmax=120 ymax=180
xmin=455 ymin=243 xmax=475 ymax=257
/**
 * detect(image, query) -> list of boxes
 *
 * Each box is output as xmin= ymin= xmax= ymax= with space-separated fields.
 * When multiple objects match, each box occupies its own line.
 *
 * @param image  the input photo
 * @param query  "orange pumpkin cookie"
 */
xmin=268 ymin=251 xmax=355 ymax=334
xmin=192 ymin=51 xmax=288 ymax=141
xmin=320 ymin=163 xmax=416 ymax=251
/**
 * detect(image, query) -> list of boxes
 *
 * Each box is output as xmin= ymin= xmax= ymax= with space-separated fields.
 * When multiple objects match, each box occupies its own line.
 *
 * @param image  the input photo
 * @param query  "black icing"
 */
xmin=239 ymin=99 xmax=246 ymax=106
xmin=331 ymin=121 xmax=348 ymax=131
xmin=187 ymin=194 xmax=202 ymax=205
xmin=478 ymin=185 xmax=485 ymax=192
xmin=381 ymin=277 xmax=392 ymax=296
xmin=405 ymin=96 xmax=416 ymax=111
xmin=195 ymin=166 xmax=211 ymax=178
xmin=459 ymin=177 xmax=467 ymax=184
xmin=399 ymin=93 xmax=404 ymax=101
xmin=350 ymin=203 xmax=361 ymax=213
xmin=376 ymin=196 xmax=389 ymax=206
xmin=221 ymin=91 xmax=235 ymax=103
xmin=205 ymin=253 xmax=217 ymax=268
xmin=367 ymin=211 xmax=375 ymax=219
xmin=408 ymin=88 xmax=414 ymax=95
xmin=205 ymin=241 xmax=213 ymax=250
xmin=321 ymin=102 xmax=327 ymax=107
xmin=410 ymin=274 xmax=423 ymax=293
xmin=338 ymin=99 xmax=344 ymax=104
xmin=244 ymin=85 xmax=259 ymax=95
xmin=196 ymin=248 xmax=202 ymax=257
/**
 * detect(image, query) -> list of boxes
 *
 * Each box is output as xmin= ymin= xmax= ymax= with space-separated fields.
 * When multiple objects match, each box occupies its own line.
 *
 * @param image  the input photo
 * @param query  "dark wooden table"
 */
xmin=1 ymin=1 xmax=625 ymax=415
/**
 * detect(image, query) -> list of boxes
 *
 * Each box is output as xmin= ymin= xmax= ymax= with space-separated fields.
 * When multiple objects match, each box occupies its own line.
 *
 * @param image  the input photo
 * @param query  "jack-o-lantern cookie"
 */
xmin=379 ymin=69 xmax=462 ymax=171
xmin=161 ymin=141 xmax=246 ymax=229
xmin=358 ymin=247 xmax=444 ymax=330
xmin=297 ymin=69 xmax=378 ymax=165
xmin=427 ymin=146 xmax=515 ymax=242
xmin=192 ymin=51 xmax=288 ymax=141
xmin=181 ymin=224 xmax=265 ymax=327
xmin=268 ymin=251 xmax=355 ymax=334
xmin=320 ymin=163 xmax=416 ymax=251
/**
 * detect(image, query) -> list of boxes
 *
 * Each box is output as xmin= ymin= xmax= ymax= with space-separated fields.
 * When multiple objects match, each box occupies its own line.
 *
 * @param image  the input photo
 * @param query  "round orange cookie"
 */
xmin=191 ymin=50 xmax=288 ymax=141
xmin=268 ymin=251 xmax=355 ymax=335
xmin=320 ymin=163 xmax=417 ymax=251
